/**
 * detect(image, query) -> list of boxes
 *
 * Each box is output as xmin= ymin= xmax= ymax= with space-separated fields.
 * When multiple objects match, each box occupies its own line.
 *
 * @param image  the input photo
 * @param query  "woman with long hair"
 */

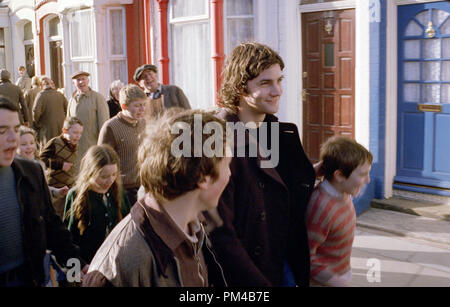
xmin=63 ymin=144 xmax=130 ymax=263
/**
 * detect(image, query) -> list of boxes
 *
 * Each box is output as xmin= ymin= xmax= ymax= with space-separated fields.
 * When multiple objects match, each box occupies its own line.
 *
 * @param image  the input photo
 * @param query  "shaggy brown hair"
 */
xmin=219 ymin=42 xmax=285 ymax=113
xmin=138 ymin=108 xmax=228 ymax=202
xmin=119 ymin=84 xmax=147 ymax=106
xmin=319 ymin=136 xmax=373 ymax=181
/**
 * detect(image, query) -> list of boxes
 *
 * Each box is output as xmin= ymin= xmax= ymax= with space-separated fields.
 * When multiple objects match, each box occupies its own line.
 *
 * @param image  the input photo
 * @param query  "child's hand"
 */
xmin=62 ymin=162 xmax=73 ymax=171
xmin=57 ymin=186 xmax=69 ymax=198
xmin=313 ymin=161 xmax=323 ymax=177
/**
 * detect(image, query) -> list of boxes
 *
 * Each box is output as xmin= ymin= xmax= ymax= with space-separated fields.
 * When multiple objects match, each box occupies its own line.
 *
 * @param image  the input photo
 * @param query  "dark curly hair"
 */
xmin=219 ymin=42 xmax=284 ymax=113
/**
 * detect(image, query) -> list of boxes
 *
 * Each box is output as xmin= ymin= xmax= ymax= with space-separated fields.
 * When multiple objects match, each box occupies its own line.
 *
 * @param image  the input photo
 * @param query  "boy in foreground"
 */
xmin=306 ymin=136 xmax=373 ymax=287
xmin=83 ymin=109 xmax=229 ymax=287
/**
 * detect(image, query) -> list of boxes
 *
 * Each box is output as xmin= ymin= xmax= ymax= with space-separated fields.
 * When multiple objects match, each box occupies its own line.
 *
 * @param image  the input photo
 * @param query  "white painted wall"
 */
xmin=277 ymin=0 xmax=303 ymax=132
xmin=8 ymin=0 xmax=35 ymax=82
xmin=0 ymin=7 xmax=13 ymax=73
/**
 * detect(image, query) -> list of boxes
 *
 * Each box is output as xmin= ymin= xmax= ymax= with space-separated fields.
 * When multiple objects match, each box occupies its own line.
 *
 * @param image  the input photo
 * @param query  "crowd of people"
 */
xmin=0 ymin=42 xmax=372 ymax=288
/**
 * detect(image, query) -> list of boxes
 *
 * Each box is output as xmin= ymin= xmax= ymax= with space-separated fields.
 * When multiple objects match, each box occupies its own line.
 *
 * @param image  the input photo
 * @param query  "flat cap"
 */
xmin=0 ymin=69 xmax=11 ymax=81
xmin=71 ymin=71 xmax=90 ymax=79
xmin=133 ymin=64 xmax=157 ymax=82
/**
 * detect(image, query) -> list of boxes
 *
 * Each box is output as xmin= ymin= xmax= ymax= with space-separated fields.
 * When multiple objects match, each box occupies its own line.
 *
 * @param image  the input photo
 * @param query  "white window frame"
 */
xmin=106 ymin=6 xmax=128 ymax=84
xmin=223 ymin=0 xmax=257 ymax=56
xmin=168 ymin=0 xmax=213 ymax=108
xmin=67 ymin=8 xmax=96 ymax=93
xmin=43 ymin=14 xmax=62 ymax=80
xmin=169 ymin=0 xmax=210 ymax=23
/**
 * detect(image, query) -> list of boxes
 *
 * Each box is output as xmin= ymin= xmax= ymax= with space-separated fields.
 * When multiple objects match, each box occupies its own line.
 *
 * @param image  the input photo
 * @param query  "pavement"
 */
xmin=350 ymin=208 xmax=450 ymax=287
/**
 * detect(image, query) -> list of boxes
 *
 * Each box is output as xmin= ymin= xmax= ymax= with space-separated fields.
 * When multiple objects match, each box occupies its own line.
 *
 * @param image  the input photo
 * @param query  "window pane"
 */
xmin=423 ymin=39 xmax=440 ymax=58
xmin=404 ymin=83 xmax=420 ymax=102
xmin=415 ymin=10 xmax=428 ymax=27
xmin=404 ymin=62 xmax=420 ymax=81
xmin=71 ymin=10 xmax=94 ymax=58
xmin=172 ymin=0 xmax=206 ymax=18
xmin=0 ymin=47 xmax=5 ymax=69
xmin=432 ymin=9 xmax=449 ymax=27
xmin=227 ymin=18 xmax=253 ymax=51
xmin=227 ymin=0 xmax=253 ymax=16
xmin=422 ymin=61 xmax=440 ymax=81
xmin=405 ymin=20 xmax=422 ymax=36
xmin=24 ymin=22 xmax=33 ymax=40
xmin=324 ymin=43 xmax=334 ymax=67
xmin=442 ymin=84 xmax=450 ymax=103
xmin=422 ymin=84 xmax=440 ymax=103
xmin=443 ymin=38 xmax=450 ymax=58
xmin=110 ymin=10 xmax=124 ymax=55
xmin=110 ymin=60 xmax=127 ymax=84
xmin=49 ymin=17 xmax=60 ymax=37
xmin=73 ymin=61 xmax=94 ymax=75
xmin=443 ymin=62 xmax=450 ymax=81
xmin=0 ymin=28 xmax=4 ymax=45
xmin=404 ymin=40 xmax=420 ymax=59
xmin=171 ymin=22 xmax=212 ymax=109
xmin=441 ymin=18 xmax=450 ymax=35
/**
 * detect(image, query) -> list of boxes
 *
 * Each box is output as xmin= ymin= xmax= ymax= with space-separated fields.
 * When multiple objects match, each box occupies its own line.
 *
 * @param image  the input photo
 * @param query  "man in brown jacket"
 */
xmin=0 ymin=69 xmax=29 ymax=125
xmin=134 ymin=64 xmax=191 ymax=115
xmin=84 ymin=109 xmax=229 ymax=287
xmin=32 ymin=76 xmax=68 ymax=148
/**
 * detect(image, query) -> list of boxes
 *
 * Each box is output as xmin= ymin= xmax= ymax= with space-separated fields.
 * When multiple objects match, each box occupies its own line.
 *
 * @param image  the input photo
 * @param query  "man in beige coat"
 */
xmin=32 ymin=76 xmax=68 ymax=148
xmin=67 ymin=71 xmax=109 ymax=171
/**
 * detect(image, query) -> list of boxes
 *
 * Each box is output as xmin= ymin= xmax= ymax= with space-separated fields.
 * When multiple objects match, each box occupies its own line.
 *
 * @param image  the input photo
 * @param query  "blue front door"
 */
xmin=396 ymin=1 xmax=450 ymax=196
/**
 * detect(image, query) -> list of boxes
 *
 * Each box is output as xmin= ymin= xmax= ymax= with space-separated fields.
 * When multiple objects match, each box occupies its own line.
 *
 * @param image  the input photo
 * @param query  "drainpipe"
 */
xmin=156 ymin=0 xmax=169 ymax=84
xmin=211 ymin=0 xmax=225 ymax=106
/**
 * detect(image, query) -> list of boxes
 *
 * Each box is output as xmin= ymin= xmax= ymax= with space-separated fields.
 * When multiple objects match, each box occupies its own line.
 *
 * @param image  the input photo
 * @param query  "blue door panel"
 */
xmin=402 ymin=112 xmax=424 ymax=170
xmin=434 ymin=114 xmax=450 ymax=174
xmin=396 ymin=1 xmax=450 ymax=195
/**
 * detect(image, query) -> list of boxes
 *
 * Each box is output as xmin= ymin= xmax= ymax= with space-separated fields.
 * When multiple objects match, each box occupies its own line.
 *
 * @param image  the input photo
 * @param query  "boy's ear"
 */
xmin=121 ymin=103 xmax=127 ymax=111
xmin=333 ymin=169 xmax=346 ymax=183
xmin=62 ymin=128 xmax=67 ymax=134
xmin=197 ymin=175 xmax=212 ymax=190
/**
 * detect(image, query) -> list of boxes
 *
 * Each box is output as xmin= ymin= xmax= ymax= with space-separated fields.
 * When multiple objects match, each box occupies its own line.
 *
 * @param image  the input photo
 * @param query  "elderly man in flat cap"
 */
xmin=67 ymin=71 xmax=109 ymax=172
xmin=0 ymin=69 xmax=30 ymax=126
xmin=134 ymin=64 xmax=190 ymax=118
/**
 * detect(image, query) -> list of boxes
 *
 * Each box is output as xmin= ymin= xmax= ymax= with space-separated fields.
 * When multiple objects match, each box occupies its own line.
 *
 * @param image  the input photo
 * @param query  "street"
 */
xmin=351 ymin=225 xmax=450 ymax=287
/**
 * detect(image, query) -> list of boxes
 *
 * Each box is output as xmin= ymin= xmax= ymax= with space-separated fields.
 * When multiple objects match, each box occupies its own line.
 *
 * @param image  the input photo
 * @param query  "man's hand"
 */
xmin=62 ymin=162 xmax=73 ymax=172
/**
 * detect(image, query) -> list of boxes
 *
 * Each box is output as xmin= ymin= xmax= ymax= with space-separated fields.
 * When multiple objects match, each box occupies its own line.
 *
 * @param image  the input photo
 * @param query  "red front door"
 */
xmin=302 ymin=9 xmax=355 ymax=163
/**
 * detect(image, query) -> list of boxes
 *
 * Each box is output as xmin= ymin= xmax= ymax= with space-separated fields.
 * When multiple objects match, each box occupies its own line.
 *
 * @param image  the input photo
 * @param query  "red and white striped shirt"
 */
xmin=305 ymin=180 xmax=356 ymax=284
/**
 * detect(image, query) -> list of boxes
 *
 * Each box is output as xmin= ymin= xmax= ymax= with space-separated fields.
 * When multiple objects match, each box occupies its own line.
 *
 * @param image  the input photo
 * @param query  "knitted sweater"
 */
xmin=40 ymin=135 xmax=78 ymax=188
xmin=305 ymin=180 xmax=356 ymax=284
xmin=97 ymin=112 xmax=146 ymax=189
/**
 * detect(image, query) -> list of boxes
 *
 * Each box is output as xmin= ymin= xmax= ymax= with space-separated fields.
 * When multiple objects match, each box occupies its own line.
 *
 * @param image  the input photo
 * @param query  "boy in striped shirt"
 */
xmin=305 ymin=136 xmax=373 ymax=287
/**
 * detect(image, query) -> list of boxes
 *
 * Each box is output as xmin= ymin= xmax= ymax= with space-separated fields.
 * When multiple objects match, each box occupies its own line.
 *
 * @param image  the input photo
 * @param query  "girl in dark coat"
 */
xmin=64 ymin=144 xmax=130 ymax=263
